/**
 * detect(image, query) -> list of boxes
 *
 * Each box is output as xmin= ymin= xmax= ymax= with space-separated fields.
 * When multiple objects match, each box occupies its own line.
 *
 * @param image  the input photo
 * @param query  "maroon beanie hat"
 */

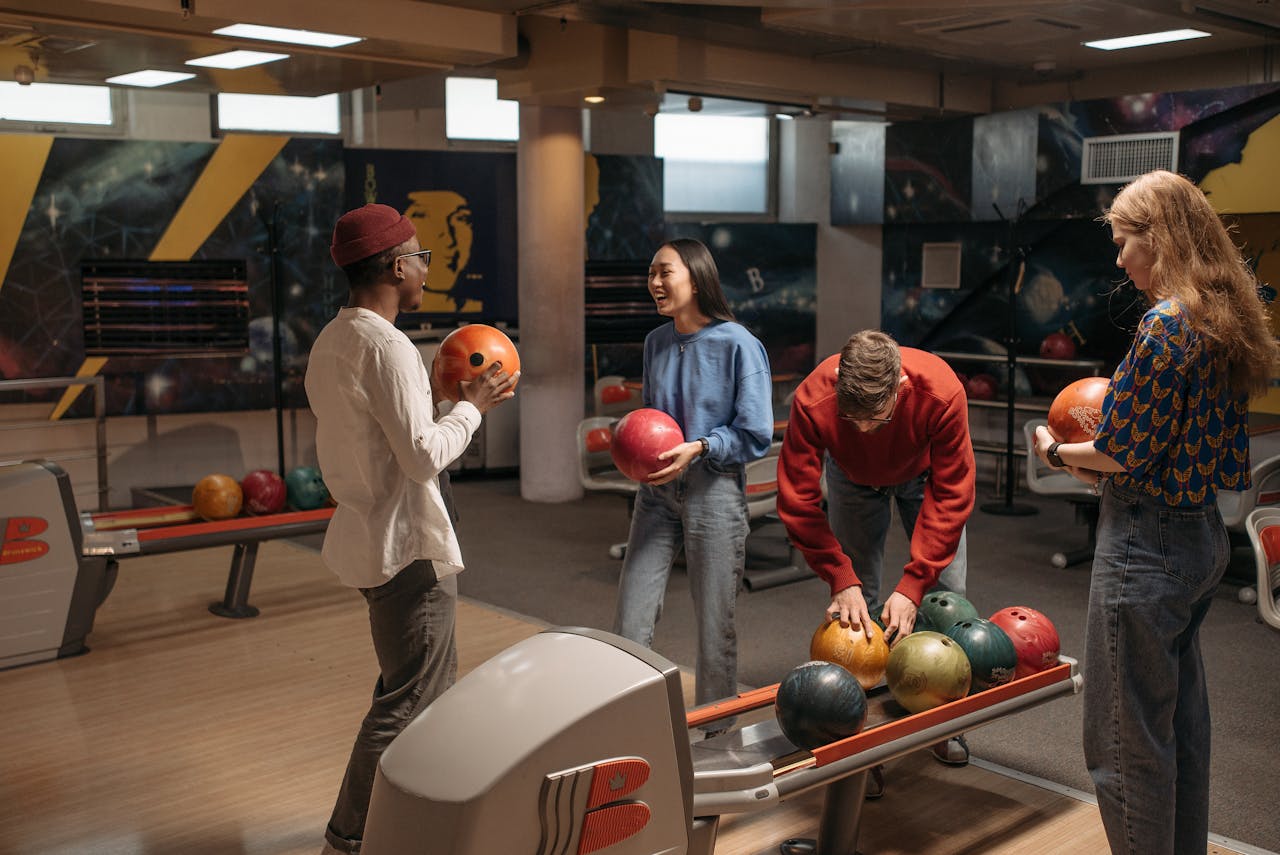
xmin=330 ymin=203 xmax=416 ymax=267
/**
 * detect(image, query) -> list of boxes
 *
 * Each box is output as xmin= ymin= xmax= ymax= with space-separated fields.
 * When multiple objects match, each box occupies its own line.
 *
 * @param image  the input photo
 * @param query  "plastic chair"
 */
xmin=577 ymin=416 xmax=637 ymax=559
xmin=741 ymin=442 xmax=812 ymax=591
xmin=1218 ymin=454 xmax=1280 ymax=532
xmin=593 ymin=375 xmax=640 ymax=418
xmin=1023 ymin=418 xmax=1098 ymax=569
xmin=1244 ymin=507 xmax=1280 ymax=631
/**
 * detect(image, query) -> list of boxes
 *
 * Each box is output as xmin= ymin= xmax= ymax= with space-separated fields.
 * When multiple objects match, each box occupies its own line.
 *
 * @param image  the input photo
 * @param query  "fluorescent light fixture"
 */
xmin=105 ymin=70 xmax=196 ymax=88
xmin=0 ymin=82 xmax=113 ymax=124
xmin=1084 ymin=29 xmax=1210 ymax=50
xmin=213 ymin=23 xmax=361 ymax=48
xmin=186 ymin=50 xmax=289 ymax=69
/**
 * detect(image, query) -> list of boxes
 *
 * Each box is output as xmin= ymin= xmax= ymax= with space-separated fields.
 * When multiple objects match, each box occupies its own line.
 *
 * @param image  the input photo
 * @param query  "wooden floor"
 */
xmin=0 ymin=540 xmax=1249 ymax=855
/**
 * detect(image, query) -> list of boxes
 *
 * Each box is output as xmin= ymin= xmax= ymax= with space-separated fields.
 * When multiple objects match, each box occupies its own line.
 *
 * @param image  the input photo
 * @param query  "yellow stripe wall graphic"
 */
xmin=0 ymin=135 xmax=54 ymax=291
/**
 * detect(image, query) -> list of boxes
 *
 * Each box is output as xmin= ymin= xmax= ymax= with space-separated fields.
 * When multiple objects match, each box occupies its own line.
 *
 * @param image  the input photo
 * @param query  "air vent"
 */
xmin=1081 ymin=132 xmax=1179 ymax=184
xmin=922 ymin=242 xmax=962 ymax=289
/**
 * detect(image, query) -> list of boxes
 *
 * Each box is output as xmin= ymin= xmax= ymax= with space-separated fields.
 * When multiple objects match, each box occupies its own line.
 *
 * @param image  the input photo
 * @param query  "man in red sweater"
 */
xmin=778 ymin=330 xmax=976 ymax=772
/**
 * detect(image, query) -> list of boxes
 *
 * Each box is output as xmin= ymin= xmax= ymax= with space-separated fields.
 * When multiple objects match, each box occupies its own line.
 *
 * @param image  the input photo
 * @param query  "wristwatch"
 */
xmin=698 ymin=437 xmax=710 ymax=457
xmin=1046 ymin=441 xmax=1066 ymax=469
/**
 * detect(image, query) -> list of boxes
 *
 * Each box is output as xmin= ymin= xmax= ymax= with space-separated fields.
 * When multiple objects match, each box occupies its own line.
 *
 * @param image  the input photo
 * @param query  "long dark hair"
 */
xmin=663 ymin=238 xmax=735 ymax=322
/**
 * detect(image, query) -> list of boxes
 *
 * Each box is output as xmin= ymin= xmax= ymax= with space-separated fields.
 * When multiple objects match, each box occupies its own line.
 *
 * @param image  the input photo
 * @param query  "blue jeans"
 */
xmin=613 ymin=458 xmax=748 ymax=708
xmin=325 ymin=560 xmax=458 ymax=854
xmin=823 ymin=457 xmax=967 ymax=613
xmin=1085 ymin=479 xmax=1228 ymax=855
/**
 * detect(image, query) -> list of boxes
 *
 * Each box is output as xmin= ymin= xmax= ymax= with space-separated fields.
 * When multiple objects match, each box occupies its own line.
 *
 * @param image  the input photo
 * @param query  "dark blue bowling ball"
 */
xmin=775 ymin=660 xmax=868 ymax=751
xmin=945 ymin=618 xmax=1018 ymax=692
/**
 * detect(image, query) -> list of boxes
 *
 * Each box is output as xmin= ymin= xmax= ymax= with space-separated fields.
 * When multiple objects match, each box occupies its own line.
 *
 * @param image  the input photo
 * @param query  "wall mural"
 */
xmin=0 ymin=135 xmax=344 ymax=417
xmin=585 ymin=153 xmax=664 ymax=262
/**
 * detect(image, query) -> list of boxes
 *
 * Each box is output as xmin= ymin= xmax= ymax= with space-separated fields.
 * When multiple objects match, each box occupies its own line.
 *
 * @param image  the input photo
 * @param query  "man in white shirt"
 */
xmin=308 ymin=203 xmax=516 ymax=855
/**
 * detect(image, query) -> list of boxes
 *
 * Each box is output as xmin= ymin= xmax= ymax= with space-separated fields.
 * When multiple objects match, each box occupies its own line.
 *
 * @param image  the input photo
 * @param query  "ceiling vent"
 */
xmin=1081 ymin=132 xmax=1179 ymax=185
xmin=922 ymin=242 xmax=962 ymax=289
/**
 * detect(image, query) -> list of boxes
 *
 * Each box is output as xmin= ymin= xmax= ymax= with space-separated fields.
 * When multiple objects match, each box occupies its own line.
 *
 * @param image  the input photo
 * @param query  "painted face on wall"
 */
xmin=405 ymin=190 xmax=474 ymax=297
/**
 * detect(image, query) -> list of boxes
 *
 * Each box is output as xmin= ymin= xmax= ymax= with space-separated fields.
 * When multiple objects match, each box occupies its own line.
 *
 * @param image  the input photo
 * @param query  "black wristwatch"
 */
xmin=1046 ymin=441 xmax=1066 ymax=469
xmin=698 ymin=437 xmax=710 ymax=457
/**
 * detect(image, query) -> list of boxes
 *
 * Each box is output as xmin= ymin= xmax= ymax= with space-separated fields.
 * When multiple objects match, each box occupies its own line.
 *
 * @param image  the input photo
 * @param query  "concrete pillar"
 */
xmin=517 ymin=105 xmax=586 ymax=502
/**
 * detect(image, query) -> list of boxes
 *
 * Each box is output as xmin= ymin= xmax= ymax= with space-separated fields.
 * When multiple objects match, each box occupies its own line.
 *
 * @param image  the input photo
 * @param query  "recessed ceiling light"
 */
xmin=186 ymin=50 xmax=289 ymax=69
xmin=213 ymin=23 xmax=362 ymax=48
xmin=583 ymin=94 xmax=605 ymax=104
xmin=105 ymin=70 xmax=196 ymax=88
xmin=1083 ymin=29 xmax=1210 ymax=51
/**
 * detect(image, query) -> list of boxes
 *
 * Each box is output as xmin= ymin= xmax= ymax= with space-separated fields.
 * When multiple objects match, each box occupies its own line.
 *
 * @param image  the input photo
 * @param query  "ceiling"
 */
xmin=0 ymin=0 xmax=1276 ymax=119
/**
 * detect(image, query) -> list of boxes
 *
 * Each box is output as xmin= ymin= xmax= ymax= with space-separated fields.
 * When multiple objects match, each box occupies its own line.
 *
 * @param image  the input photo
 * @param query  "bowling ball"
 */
xmin=1046 ymin=376 xmax=1109 ymax=443
xmin=774 ymin=660 xmax=868 ymax=751
xmin=809 ymin=617 xmax=891 ymax=691
xmin=285 ymin=466 xmax=330 ymax=511
xmin=989 ymin=606 xmax=1061 ymax=679
xmin=240 ymin=469 xmax=286 ymax=515
xmin=609 ymin=408 xmax=684 ymax=482
xmin=585 ymin=426 xmax=613 ymax=453
xmin=885 ymin=631 xmax=971 ymax=714
xmin=600 ymin=383 xmax=631 ymax=405
xmin=192 ymin=474 xmax=243 ymax=521
xmin=914 ymin=591 xmax=979 ymax=634
xmin=431 ymin=324 xmax=520 ymax=403
xmin=945 ymin=618 xmax=1017 ymax=692
xmin=965 ymin=373 xmax=998 ymax=401
xmin=1039 ymin=332 xmax=1078 ymax=360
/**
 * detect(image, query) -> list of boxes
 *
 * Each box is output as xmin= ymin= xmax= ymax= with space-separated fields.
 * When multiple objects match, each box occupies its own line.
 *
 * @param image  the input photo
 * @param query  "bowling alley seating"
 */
xmin=742 ymin=441 xmax=812 ymax=591
xmin=1022 ymin=418 xmax=1098 ymax=569
xmin=1244 ymin=507 xmax=1280 ymax=631
xmin=1217 ymin=453 xmax=1280 ymax=534
xmin=576 ymin=416 xmax=637 ymax=559
xmin=593 ymin=374 xmax=640 ymax=417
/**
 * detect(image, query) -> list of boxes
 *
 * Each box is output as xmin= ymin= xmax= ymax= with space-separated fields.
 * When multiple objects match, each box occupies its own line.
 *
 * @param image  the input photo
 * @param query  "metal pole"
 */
xmin=268 ymin=202 xmax=287 ymax=476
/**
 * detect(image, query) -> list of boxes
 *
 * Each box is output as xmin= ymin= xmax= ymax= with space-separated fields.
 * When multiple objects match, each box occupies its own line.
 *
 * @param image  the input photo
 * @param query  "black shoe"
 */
xmin=864 ymin=764 xmax=885 ymax=800
xmin=931 ymin=735 xmax=970 ymax=767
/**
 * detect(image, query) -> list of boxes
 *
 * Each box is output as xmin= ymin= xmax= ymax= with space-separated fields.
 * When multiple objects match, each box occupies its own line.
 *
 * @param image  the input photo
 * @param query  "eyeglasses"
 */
xmin=394 ymin=249 xmax=431 ymax=266
xmin=841 ymin=393 xmax=898 ymax=426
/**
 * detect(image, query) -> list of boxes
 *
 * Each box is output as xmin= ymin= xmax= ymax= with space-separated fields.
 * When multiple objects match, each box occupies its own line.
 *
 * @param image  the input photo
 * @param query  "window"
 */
xmin=445 ymin=77 xmax=518 ymax=142
xmin=215 ymin=92 xmax=340 ymax=134
xmin=0 ymin=82 xmax=114 ymax=126
xmin=655 ymin=113 xmax=770 ymax=214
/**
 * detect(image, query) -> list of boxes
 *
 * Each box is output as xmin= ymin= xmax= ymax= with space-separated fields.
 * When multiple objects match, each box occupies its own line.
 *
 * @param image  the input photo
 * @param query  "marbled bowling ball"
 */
xmin=945 ymin=618 xmax=1018 ymax=692
xmin=192 ymin=474 xmax=243 ymax=521
xmin=285 ymin=466 xmax=330 ymax=511
xmin=914 ymin=591 xmax=980 ymax=635
xmin=885 ymin=631 xmax=971 ymax=714
xmin=775 ymin=660 xmax=868 ymax=751
xmin=241 ymin=469 xmax=286 ymax=515
xmin=809 ymin=617 xmax=891 ymax=691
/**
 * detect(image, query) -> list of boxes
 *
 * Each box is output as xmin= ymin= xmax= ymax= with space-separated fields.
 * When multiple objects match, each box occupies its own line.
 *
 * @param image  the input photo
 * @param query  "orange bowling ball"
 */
xmin=1047 ymin=376 xmax=1109 ymax=443
xmin=193 ymin=474 xmax=243 ymax=521
xmin=810 ymin=617 xmax=891 ymax=691
xmin=431 ymin=324 xmax=520 ymax=403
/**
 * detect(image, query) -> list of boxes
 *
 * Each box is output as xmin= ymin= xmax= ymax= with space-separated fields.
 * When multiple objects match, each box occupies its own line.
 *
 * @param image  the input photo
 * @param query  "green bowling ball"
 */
xmin=945 ymin=618 xmax=1018 ymax=692
xmin=885 ymin=631 xmax=972 ymax=714
xmin=285 ymin=465 xmax=330 ymax=510
xmin=915 ymin=591 xmax=979 ymax=634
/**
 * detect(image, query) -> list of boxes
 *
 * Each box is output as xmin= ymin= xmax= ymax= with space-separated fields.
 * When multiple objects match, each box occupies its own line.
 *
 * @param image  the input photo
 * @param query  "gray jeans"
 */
xmin=324 ymin=560 xmax=458 ymax=854
xmin=613 ymin=457 xmax=748 ymax=708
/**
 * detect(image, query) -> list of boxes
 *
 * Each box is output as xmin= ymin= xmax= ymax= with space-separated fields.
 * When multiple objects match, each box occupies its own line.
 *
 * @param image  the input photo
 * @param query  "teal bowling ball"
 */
xmin=945 ymin=618 xmax=1017 ymax=692
xmin=915 ymin=591 xmax=979 ymax=634
xmin=775 ymin=660 xmax=868 ymax=751
xmin=285 ymin=466 xmax=330 ymax=510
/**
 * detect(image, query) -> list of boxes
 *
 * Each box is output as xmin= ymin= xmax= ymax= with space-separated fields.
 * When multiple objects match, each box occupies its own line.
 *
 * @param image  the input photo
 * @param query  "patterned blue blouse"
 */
xmin=1094 ymin=298 xmax=1250 ymax=507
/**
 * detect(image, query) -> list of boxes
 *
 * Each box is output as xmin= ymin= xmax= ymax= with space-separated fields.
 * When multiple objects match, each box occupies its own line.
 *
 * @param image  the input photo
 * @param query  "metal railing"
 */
xmin=0 ymin=376 xmax=108 ymax=511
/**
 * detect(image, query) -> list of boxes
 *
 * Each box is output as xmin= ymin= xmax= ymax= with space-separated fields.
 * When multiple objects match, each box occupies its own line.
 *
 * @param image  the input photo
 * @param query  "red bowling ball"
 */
xmin=1047 ymin=376 xmax=1109 ymax=443
xmin=241 ymin=469 xmax=287 ymax=515
xmin=989 ymin=606 xmax=1061 ymax=679
xmin=610 ymin=408 xmax=684 ymax=482
xmin=1039 ymin=332 xmax=1078 ymax=360
xmin=431 ymin=324 xmax=520 ymax=403
xmin=965 ymin=373 xmax=998 ymax=401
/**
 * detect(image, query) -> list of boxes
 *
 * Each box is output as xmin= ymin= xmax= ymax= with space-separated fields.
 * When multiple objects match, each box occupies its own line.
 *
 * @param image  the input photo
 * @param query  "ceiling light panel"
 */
xmin=187 ymin=50 xmax=289 ymax=69
xmin=213 ymin=24 xmax=362 ymax=48
xmin=1083 ymin=29 xmax=1211 ymax=50
xmin=105 ymin=70 xmax=196 ymax=88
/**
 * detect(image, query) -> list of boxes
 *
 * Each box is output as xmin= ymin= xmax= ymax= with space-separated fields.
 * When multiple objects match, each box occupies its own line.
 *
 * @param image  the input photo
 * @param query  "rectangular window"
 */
xmin=445 ymin=77 xmax=518 ymax=142
xmin=0 ymin=82 xmax=114 ymax=126
xmin=215 ymin=92 xmax=340 ymax=134
xmin=655 ymin=113 xmax=770 ymax=214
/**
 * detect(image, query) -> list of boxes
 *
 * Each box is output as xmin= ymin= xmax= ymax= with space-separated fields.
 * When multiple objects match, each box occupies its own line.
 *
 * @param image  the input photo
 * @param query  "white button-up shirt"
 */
xmin=305 ymin=307 xmax=480 ymax=588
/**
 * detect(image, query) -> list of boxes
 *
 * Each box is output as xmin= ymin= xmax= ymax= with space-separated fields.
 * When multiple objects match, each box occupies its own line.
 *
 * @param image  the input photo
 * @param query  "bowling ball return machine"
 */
xmin=362 ymin=627 xmax=1082 ymax=855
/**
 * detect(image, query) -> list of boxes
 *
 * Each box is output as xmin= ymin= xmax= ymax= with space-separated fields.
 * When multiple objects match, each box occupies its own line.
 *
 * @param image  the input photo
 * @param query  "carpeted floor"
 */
xmin=438 ymin=473 xmax=1280 ymax=853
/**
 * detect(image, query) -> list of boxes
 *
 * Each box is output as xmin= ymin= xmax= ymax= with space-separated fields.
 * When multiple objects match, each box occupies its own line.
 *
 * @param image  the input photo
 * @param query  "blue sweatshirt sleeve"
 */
xmin=705 ymin=341 xmax=773 ymax=464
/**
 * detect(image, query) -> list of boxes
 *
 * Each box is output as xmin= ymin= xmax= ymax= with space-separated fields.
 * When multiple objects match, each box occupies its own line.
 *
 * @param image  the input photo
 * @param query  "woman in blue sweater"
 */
xmin=613 ymin=238 xmax=774 ymax=721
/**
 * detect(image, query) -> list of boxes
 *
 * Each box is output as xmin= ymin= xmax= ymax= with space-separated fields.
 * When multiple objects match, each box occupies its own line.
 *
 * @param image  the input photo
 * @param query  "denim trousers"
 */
xmin=613 ymin=457 xmax=748 ymax=708
xmin=823 ymin=457 xmax=968 ymax=613
xmin=1085 ymin=479 xmax=1228 ymax=855
xmin=325 ymin=560 xmax=458 ymax=854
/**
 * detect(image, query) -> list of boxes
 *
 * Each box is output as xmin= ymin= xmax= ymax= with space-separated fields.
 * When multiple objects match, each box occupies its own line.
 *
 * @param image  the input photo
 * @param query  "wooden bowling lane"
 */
xmin=0 ymin=538 xmax=1251 ymax=855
